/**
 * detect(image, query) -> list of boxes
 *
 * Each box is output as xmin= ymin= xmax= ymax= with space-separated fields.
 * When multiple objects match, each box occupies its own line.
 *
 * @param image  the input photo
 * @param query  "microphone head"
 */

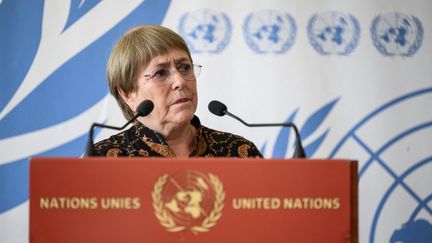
xmin=136 ymin=100 xmax=154 ymax=117
xmin=208 ymin=100 xmax=227 ymax=116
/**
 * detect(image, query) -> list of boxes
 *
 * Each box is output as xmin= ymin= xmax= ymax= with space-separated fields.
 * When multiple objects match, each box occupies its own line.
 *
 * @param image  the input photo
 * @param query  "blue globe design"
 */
xmin=330 ymin=87 xmax=432 ymax=242
xmin=243 ymin=10 xmax=296 ymax=54
xmin=371 ymin=12 xmax=423 ymax=57
xmin=178 ymin=9 xmax=232 ymax=53
xmin=307 ymin=11 xmax=360 ymax=55
xmin=390 ymin=219 xmax=432 ymax=243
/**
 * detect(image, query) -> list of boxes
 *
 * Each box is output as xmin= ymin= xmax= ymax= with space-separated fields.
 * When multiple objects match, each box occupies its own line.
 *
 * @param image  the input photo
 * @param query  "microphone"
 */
xmin=85 ymin=100 xmax=154 ymax=156
xmin=208 ymin=100 xmax=306 ymax=158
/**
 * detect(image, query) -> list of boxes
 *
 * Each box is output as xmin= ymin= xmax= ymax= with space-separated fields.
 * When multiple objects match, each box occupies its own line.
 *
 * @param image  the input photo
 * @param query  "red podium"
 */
xmin=30 ymin=158 xmax=358 ymax=243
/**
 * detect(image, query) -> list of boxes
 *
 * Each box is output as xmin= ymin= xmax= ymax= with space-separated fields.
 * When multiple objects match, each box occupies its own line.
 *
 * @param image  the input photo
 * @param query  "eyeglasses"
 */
xmin=143 ymin=63 xmax=202 ymax=84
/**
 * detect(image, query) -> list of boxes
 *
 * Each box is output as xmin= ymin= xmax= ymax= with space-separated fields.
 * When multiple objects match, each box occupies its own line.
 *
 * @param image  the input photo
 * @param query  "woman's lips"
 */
xmin=172 ymin=98 xmax=191 ymax=105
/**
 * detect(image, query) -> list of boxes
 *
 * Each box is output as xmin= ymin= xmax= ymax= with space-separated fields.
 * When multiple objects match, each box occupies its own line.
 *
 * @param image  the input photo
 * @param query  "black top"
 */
xmin=92 ymin=116 xmax=263 ymax=158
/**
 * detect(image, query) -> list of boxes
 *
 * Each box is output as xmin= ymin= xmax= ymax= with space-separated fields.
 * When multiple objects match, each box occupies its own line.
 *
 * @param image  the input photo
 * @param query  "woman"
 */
xmin=93 ymin=25 xmax=262 ymax=158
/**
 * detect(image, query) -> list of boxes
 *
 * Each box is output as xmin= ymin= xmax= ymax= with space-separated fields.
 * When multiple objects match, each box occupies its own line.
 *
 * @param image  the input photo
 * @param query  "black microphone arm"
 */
xmin=85 ymin=100 xmax=154 ymax=156
xmin=208 ymin=100 xmax=306 ymax=158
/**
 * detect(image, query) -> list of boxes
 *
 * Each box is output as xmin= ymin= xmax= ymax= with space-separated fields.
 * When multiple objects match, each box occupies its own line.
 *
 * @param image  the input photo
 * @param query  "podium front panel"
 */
xmin=30 ymin=158 xmax=357 ymax=243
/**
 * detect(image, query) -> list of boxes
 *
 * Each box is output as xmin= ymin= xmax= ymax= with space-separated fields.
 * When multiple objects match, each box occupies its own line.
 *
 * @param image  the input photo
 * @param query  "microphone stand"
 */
xmin=223 ymin=110 xmax=306 ymax=158
xmin=85 ymin=100 xmax=154 ymax=156
xmin=85 ymin=113 xmax=141 ymax=156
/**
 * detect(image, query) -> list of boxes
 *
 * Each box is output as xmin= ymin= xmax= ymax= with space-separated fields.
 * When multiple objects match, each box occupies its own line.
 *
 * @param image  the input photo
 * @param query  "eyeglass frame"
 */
xmin=142 ymin=63 xmax=202 ymax=84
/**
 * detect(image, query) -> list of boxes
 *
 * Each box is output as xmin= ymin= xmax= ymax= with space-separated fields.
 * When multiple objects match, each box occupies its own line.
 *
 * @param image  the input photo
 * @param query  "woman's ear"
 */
xmin=118 ymin=88 xmax=137 ymax=112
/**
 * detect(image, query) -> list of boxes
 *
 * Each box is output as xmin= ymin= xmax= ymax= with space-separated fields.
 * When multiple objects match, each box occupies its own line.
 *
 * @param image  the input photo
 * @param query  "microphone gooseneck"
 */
xmin=208 ymin=100 xmax=306 ymax=158
xmin=85 ymin=100 xmax=154 ymax=156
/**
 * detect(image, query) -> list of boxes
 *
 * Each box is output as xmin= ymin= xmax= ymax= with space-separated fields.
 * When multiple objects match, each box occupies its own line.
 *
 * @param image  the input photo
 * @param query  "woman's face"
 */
xmin=122 ymin=49 xmax=198 ymax=130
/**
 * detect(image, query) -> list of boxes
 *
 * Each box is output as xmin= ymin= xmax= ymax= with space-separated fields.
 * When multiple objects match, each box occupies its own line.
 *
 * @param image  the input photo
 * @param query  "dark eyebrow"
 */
xmin=174 ymin=57 xmax=191 ymax=64
xmin=151 ymin=56 xmax=191 ymax=69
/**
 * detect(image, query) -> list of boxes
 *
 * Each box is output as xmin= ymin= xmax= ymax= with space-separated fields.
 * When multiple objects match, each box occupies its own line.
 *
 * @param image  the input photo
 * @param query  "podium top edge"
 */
xmin=29 ymin=157 xmax=358 ymax=164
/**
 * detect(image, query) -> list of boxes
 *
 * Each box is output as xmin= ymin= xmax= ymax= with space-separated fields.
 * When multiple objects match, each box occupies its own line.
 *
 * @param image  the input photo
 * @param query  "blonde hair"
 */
xmin=107 ymin=25 xmax=192 ymax=120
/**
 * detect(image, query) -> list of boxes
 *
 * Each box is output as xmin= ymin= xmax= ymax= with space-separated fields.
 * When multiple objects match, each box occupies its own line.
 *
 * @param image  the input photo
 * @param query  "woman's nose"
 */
xmin=171 ymin=70 xmax=186 ymax=90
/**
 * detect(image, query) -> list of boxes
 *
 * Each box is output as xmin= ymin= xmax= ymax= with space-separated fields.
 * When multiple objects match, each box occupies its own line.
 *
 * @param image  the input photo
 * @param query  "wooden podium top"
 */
xmin=30 ymin=158 xmax=357 ymax=243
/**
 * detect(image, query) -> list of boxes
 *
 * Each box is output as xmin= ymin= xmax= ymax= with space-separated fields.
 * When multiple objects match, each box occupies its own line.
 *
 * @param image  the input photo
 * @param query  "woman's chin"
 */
xmin=171 ymin=111 xmax=195 ymax=124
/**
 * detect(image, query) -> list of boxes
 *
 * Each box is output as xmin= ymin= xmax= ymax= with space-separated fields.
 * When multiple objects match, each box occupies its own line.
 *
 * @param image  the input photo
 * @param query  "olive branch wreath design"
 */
xmin=152 ymin=173 xmax=225 ymax=234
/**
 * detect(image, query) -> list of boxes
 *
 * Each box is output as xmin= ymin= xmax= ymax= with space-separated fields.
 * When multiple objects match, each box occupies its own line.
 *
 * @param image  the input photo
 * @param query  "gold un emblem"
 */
xmin=152 ymin=170 xmax=225 ymax=234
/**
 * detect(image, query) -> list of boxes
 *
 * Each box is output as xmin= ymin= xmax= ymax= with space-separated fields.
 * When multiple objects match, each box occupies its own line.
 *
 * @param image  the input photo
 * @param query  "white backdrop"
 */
xmin=1 ymin=0 xmax=431 ymax=242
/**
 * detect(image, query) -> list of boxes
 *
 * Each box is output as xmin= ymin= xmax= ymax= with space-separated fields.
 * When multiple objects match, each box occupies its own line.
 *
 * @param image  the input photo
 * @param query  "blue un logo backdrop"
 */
xmin=0 ymin=1 xmax=431 ymax=243
xmin=179 ymin=9 xmax=232 ymax=54
xmin=243 ymin=10 xmax=297 ymax=54
xmin=371 ymin=12 xmax=423 ymax=57
xmin=307 ymin=11 xmax=360 ymax=56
